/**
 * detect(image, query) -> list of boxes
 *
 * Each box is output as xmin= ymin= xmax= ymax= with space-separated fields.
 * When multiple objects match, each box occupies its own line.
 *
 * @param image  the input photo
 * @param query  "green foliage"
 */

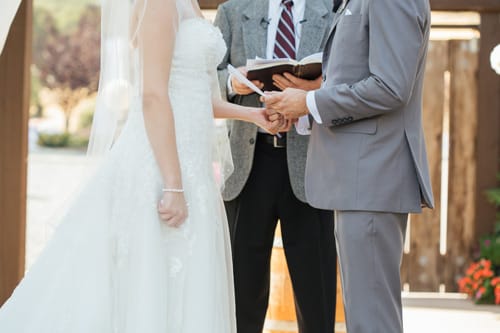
xmin=32 ymin=6 xmax=59 ymax=67
xmin=37 ymin=132 xmax=70 ymax=147
xmin=37 ymin=132 xmax=90 ymax=149
xmin=488 ymin=188 xmax=500 ymax=205
xmin=79 ymin=106 xmax=95 ymax=130
xmin=67 ymin=134 xmax=89 ymax=148
xmin=459 ymin=174 xmax=500 ymax=305
xmin=479 ymin=223 xmax=500 ymax=267
xmin=30 ymin=66 xmax=43 ymax=117
xmin=487 ymin=174 xmax=500 ymax=207
xmin=487 ymin=173 xmax=500 ymax=228
xmin=32 ymin=3 xmax=100 ymax=132
xmin=481 ymin=175 xmax=500 ymax=266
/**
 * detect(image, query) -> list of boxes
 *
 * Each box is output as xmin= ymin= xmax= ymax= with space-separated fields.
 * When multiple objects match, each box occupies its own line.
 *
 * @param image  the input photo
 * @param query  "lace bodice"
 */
xmin=170 ymin=18 xmax=226 ymax=91
xmin=167 ymin=18 xmax=227 ymax=190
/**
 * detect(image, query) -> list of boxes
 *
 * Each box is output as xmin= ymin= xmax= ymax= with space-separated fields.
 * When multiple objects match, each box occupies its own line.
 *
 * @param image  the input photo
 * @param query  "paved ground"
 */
xmin=27 ymin=147 xmax=500 ymax=332
xmin=26 ymin=146 xmax=87 ymax=268
xmin=403 ymin=293 xmax=500 ymax=333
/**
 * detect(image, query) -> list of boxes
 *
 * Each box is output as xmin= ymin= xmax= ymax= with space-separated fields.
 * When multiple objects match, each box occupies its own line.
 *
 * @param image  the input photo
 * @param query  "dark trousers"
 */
xmin=225 ymin=136 xmax=337 ymax=333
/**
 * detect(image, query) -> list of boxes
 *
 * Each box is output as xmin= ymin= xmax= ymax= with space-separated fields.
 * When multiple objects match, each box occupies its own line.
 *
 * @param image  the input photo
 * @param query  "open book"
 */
xmin=246 ymin=53 xmax=323 ymax=91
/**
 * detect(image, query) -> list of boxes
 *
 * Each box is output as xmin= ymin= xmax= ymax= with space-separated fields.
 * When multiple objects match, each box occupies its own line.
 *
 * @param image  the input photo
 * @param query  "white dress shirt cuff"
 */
xmin=295 ymin=116 xmax=311 ymax=135
xmin=306 ymin=91 xmax=323 ymax=124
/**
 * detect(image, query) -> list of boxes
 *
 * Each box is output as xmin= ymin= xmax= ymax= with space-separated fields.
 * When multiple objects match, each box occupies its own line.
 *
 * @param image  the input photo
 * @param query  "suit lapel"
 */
xmin=327 ymin=0 xmax=352 ymax=38
xmin=296 ymin=0 xmax=330 ymax=60
xmin=322 ymin=0 xmax=352 ymax=68
xmin=242 ymin=0 xmax=270 ymax=60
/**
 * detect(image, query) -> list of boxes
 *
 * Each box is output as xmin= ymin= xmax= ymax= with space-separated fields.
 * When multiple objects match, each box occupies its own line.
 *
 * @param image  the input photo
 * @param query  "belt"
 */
xmin=257 ymin=133 xmax=287 ymax=148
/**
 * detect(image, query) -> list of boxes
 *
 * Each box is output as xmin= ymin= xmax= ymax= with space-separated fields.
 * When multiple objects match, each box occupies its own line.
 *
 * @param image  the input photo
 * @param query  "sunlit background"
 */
xmin=16 ymin=1 xmax=500 ymax=332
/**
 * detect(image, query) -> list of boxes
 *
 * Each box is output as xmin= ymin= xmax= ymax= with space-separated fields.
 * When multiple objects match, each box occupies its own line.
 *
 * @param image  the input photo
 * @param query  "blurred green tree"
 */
xmin=31 ymin=6 xmax=58 ymax=116
xmin=36 ymin=5 xmax=101 ymax=132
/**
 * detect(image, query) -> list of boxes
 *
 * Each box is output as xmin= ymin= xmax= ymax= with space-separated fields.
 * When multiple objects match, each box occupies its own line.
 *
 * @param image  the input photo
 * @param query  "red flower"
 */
xmin=483 ymin=269 xmax=494 ymax=278
xmin=481 ymin=259 xmax=492 ymax=271
xmin=458 ymin=259 xmax=499 ymax=304
xmin=492 ymin=277 xmax=500 ymax=287
xmin=466 ymin=262 xmax=479 ymax=275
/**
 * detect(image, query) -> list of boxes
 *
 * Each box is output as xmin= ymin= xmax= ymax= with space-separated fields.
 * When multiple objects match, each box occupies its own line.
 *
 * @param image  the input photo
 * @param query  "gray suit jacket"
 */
xmin=305 ymin=0 xmax=435 ymax=213
xmin=215 ymin=0 xmax=333 ymax=202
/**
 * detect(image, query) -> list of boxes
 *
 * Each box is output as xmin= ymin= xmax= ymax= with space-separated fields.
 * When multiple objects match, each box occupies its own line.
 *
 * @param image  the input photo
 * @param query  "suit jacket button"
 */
xmin=249 ymin=138 xmax=255 ymax=145
xmin=322 ymin=75 xmax=326 ymax=82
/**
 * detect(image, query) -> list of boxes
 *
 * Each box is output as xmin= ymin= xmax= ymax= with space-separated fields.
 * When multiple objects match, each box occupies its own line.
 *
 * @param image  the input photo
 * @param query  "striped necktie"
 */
xmin=273 ymin=0 xmax=296 ymax=60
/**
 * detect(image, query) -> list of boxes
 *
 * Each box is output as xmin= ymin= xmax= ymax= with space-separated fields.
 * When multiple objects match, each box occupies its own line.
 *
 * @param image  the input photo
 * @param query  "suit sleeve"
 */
xmin=314 ymin=0 xmax=428 ymax=126
xmin=214 ymin=4 xmax=232 ymax=101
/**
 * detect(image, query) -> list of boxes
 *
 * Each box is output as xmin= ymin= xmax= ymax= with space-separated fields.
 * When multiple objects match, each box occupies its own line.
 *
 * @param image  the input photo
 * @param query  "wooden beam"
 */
xmin=431 ymin=0 xmax=500 ymax=12
xmin=0 ymin=0 xmax=31 ymax=305
xmin=203 ymin=0 xmax=500 ymax=12
xmin=474 ymin=12 xmax=500 ymax=240
xmin=199 ymin=0 xmax=224 ymax=10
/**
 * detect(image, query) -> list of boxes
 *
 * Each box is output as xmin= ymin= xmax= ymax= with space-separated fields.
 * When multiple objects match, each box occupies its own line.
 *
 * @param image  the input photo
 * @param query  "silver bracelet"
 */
xmin=162 ymin=188 xmax=184 ymax=193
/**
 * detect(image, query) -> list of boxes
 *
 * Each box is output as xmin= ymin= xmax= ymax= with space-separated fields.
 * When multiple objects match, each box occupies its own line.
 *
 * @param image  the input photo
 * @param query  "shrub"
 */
xmin=37 ymin=132 xmax=70 ymax=147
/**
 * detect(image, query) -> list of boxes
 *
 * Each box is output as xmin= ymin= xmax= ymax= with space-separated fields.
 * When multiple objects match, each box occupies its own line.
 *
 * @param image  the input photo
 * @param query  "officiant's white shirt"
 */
xmin=265 ymin=0 xmax=305 ymax=60
xmin=0 ymin=0 xmax=22 ymax=55
xmin=227 ymin=0 xmax=312 ymax=135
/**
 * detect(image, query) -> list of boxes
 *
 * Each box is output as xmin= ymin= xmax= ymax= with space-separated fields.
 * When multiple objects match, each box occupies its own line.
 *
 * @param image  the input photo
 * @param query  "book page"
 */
xmin=247 ymin=52 xmax=322 ymax=70
xmin=247 ymin=58 xmax=298 ymax=69
xmin=299 ymin=52 xmax=323 ymax=65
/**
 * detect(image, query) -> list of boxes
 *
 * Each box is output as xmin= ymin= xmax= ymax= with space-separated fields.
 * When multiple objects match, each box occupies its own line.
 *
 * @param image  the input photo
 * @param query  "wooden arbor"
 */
xmin=0 ymin=0 xmax=32 ymax=305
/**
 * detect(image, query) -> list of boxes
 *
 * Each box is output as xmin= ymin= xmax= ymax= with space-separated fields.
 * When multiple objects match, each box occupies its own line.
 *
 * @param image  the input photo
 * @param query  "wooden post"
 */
xmin=475 ymin=12 xmax=500 ymax=240
xmin=446 ymin=39 xmax=479 ymax=290
xmin=403 ymin=41 xmax=447 ymax=291
xmin=0 ymin=0 xmax=32 ymax=305
xmin=199 ymin=0 xmax=224 ymax=10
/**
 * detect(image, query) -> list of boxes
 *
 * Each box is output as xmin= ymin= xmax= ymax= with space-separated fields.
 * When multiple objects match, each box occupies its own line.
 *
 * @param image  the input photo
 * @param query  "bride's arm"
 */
xmin=139 ymin=0 xmax=187 ymax=227
xmin=211 ymin=88 xmax=288 ymax=133
xmin=212 ymin=99 xmax=279 ymax=131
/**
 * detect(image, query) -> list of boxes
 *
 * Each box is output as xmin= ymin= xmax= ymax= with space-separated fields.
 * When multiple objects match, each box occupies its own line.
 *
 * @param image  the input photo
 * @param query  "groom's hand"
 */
xmin=272 ymin=73 xmax=322 ymax=91
xmin=262 ymin=89 xmax=309 ymax=120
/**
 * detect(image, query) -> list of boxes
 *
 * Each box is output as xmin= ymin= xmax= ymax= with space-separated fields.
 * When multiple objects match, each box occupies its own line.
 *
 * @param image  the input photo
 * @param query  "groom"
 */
xmin=214 ymin=0 xmax=337 ymax=333
xmin=264 ymin=0 xmax=435 ymax=332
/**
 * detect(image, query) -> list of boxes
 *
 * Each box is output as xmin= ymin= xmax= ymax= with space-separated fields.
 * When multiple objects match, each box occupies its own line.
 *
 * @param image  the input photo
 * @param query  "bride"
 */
xmin=0 ymin=0 xmax=287 ymax=332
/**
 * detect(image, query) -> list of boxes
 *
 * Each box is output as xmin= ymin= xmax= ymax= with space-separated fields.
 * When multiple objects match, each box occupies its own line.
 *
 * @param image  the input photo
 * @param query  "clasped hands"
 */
xmin=231 ymin=66 xmax=321 ymax=135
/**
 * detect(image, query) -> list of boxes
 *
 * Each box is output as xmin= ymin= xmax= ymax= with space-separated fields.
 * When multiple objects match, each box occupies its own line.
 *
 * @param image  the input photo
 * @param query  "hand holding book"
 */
xmin=246 ymin=52 xmax=323 ymax=91
xmin=272 ymin=72 xmax=322 ymax=92
xmin=229 ymin=66 xmax=265 ymax=96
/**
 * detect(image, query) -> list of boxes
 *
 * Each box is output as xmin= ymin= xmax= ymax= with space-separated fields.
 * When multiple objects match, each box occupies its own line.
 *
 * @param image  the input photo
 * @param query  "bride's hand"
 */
xmin=158 ymin=192 xmax=188 ymax=228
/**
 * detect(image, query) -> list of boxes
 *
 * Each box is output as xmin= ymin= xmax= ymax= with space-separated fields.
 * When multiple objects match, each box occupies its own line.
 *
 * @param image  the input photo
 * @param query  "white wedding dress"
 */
xmin=0 ymin=14 xmax=236 ymax=333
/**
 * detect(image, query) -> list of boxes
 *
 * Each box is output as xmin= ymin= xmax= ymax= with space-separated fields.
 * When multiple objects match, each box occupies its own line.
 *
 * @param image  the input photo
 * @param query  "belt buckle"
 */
xmin=273 ymin=136 xmax=285 ymax=148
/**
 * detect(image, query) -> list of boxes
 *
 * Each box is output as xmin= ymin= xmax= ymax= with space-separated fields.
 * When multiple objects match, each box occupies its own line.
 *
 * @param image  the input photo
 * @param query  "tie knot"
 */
xmin=282 ymin=0 xmax=294 ymax=9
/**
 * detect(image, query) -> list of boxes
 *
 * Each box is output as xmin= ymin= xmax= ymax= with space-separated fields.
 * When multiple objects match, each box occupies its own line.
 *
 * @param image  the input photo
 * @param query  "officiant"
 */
xmin=214 ymin=1 xmax=337 ymax=332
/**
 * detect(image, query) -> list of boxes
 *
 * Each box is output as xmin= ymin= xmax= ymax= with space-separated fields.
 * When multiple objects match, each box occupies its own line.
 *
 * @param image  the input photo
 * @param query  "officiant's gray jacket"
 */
xmin=215 ymin=0 xmax=333 ymax=202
